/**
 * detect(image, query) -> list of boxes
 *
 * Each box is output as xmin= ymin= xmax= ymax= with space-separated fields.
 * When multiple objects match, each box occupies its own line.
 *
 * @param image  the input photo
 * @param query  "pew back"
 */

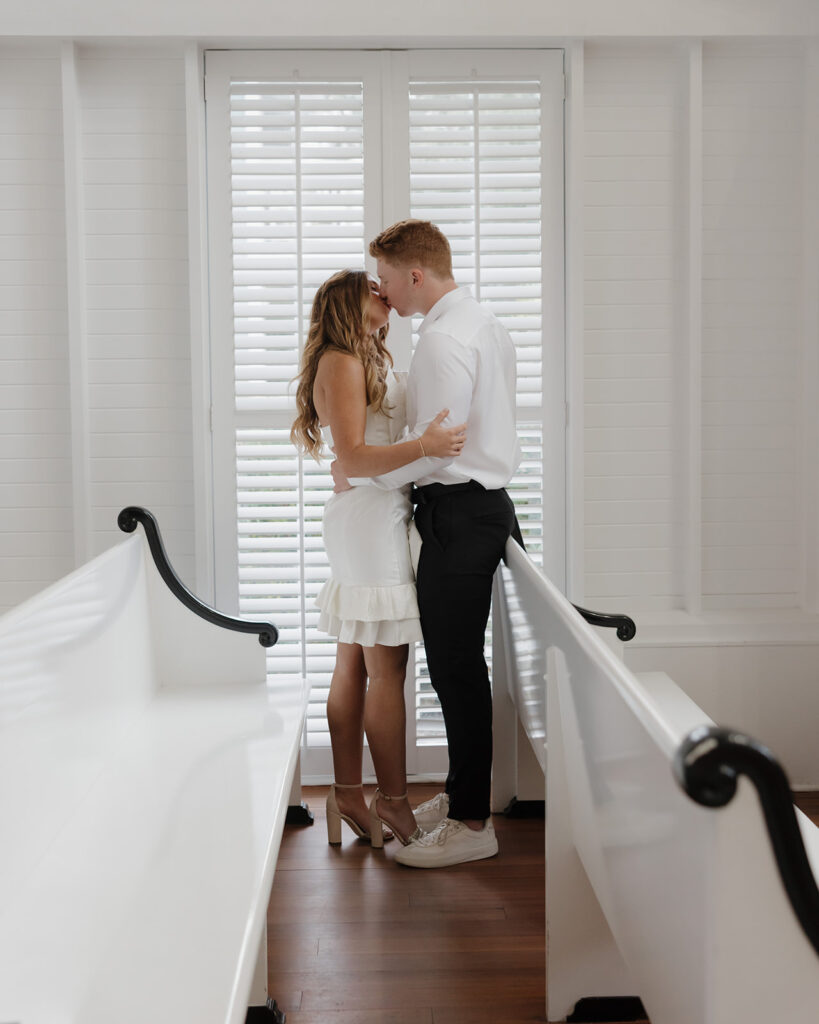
xmin=493 ymin=540 xmax=819 ymax=1023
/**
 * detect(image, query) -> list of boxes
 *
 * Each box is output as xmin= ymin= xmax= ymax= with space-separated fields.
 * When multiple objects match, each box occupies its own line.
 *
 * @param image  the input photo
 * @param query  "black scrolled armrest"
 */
xmin=674 ymin=724 xmax=819 ymax=959
xmin=118 ymin=506 xmax=278 ymax=648
xmin=572 ymin=603 xmax=636 ymax=642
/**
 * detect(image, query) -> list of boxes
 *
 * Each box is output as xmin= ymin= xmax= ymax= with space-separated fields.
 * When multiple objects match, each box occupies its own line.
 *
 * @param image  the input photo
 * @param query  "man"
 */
xmin=337 ymin=219 xmax=521 ymax=867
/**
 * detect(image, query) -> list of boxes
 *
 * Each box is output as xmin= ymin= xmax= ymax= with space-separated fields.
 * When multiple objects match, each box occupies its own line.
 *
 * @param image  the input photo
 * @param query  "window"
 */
xmin=205 ymin=49 xmax=565 ymax=779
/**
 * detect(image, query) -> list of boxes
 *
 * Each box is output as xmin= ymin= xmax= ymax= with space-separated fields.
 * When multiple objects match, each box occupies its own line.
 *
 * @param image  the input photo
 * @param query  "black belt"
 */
xmin=410 ymin=480 xmax=486 ymax=505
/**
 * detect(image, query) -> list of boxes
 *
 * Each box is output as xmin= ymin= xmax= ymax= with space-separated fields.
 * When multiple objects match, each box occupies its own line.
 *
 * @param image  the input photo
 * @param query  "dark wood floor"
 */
xmin=794 ymin=790 xmax=819 ymax=823
xmin=266 ymin=784 xmax=545 ymax=1023
xmin=265 ymin=785 xmax=819 ymax=1024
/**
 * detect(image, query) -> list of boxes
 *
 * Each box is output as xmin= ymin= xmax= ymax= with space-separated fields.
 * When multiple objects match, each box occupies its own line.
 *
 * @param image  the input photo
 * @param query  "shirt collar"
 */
xmin=420 ymin=286 xmax=471 ymax=331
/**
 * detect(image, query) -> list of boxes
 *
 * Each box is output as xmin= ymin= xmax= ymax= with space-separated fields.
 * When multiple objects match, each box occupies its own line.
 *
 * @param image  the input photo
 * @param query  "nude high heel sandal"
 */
xmin=368 ymin=788 xmax=424 ymax=849
xmin=326 ymin=783 xmax=370 ymax=845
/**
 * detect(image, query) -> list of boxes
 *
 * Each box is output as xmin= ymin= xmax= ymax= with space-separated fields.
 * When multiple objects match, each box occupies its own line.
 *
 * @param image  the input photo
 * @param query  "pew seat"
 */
xmin=0 ymin=511 xmax=309 ymax=1024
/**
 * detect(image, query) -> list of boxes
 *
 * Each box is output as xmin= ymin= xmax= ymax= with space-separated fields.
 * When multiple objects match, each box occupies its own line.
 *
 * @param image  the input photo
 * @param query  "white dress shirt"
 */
xmin=356 ymin=287 xmax=521 ymax=491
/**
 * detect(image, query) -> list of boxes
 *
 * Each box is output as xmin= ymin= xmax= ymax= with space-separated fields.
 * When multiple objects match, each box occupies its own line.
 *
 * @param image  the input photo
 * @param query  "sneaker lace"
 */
xmin=432 ymin=819 xmax=463 ymax=845
xmin=421 ymin=792 xmax=448 ymax=813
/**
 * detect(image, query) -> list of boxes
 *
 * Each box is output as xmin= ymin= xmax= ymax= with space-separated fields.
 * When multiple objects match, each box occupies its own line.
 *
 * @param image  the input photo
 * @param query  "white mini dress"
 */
xmin=315 ymin=371 xmax=423 ymax=648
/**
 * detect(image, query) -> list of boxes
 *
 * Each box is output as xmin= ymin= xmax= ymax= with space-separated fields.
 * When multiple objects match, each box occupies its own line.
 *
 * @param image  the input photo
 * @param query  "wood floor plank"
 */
xmin=269 ymin=912 xmax=543 ymax=945
xmin=278 ymin=948 xmax=544 ymax=975
xmin=285 ymin=1009 xmax=433 ymax=1024
xmin=266 ymin=936 xmax=319 ymax=960
xmin=316 ymin=932 xmax=545 ymax=956
xmin=793 ymin=791 xmax=819 ymax=822
xmin=269 ymin=901 xmax=509 ymax=926
xmin=272 ymin=970 xmax=543 ymax=1012
xmin=431 ymin=1002 xmax=552 ymax=1024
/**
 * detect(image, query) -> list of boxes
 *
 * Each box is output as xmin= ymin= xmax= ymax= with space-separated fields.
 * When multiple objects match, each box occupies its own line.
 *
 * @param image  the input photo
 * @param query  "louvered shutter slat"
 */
xmin=407 ymin=78 xmax=546 ymax=741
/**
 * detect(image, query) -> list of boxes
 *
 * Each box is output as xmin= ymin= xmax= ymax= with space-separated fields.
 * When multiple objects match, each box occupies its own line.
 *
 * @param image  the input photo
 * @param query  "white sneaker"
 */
xmin=395 ymin=817 xmax=498 ymax=868
xmin=412 ymin=791 xmax=450 ymax=829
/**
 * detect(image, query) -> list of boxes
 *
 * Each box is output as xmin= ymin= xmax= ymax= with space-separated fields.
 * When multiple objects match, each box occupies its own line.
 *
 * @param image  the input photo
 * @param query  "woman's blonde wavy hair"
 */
xmin=291 ymin=269 xmax=392 ymax=460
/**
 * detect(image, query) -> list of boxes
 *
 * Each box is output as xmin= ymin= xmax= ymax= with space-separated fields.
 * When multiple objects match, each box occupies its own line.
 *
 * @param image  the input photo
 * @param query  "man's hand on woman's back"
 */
xmin=331 ymin=459 xmax=352 ymax=493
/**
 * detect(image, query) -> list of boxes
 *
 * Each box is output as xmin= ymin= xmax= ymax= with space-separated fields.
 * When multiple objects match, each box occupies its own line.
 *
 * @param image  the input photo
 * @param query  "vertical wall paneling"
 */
xmin=701 ymin=41 xmax=803 ymax=610
xmin=201 ymin=53 xmax=237 ymax=611
xmin=60 ymin=42 xmax=92 ymax=568
xmin=0 ymin=44 xmax=73 ymax=612
xmin=185 ymin=42 xmax=215 ymax=601
xmin=802 ymin=42 xmax=819 ymax=613
xmin=583 ymin=43 xmax=683 ymax=611
xmin=565 ymin=40 xmax=585 ymax=603
xmin=540 ymin=52 xmax=569 ymax=590
xmin=78 ymin=45 xmax=194 ymax=585
xmin=683 ymin=41 xmax=703 ymax=614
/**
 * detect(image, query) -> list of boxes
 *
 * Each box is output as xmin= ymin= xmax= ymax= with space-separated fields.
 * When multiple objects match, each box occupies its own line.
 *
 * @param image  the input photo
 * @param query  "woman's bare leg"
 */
xmin=362 ymin=643 xmax=418 ymax=841
xmin=327 ymin=642 xmax=369 ymax=828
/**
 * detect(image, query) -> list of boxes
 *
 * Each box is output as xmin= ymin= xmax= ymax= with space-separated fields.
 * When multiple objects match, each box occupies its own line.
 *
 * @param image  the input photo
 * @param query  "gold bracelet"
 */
xmin=418 ymin=438 xmax=427 ymax=458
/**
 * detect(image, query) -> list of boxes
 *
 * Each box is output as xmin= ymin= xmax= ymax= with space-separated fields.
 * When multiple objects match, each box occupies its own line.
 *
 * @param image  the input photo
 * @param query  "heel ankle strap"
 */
xmin=376 ymin=788 xmax=408 ymax=801
xmin=333 ymin=782 xmax=363 ymax=789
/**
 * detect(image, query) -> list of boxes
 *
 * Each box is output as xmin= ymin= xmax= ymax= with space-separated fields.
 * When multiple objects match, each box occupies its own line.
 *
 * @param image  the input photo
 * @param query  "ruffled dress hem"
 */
xmin=315 ymin=578 xmax=422 ymax=647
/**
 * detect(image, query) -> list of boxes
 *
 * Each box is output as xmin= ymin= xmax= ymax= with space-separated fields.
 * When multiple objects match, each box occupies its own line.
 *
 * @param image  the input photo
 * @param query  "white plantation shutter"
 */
xmin=205 ymin=50 xmax=564 ymax=779
xmin=231 ymin=80 xmax=367 ymax=751
xmin=409 ymin=84 xmax=544 ymax=402
xmin=206 ymin=53 xmax=383 ymax=775
xmin=406 ymin=58 xmax=562 ymax=753
xmin=235 ymin=429 xmax=335 ymax=747
xmin=230 ymin=82 xmax=371 ymax=414
xmin=408 ymin=75 xmax=548 ymax=557
xmin=229 ymin=79 xmax=370 ymax=751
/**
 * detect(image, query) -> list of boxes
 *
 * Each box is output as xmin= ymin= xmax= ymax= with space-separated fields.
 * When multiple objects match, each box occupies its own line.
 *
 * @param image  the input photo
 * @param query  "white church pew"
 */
xmin=0 ymin=507 xmax=309 ymax=1024
xmin=491 ymin=539 xmax=819 ymax=1023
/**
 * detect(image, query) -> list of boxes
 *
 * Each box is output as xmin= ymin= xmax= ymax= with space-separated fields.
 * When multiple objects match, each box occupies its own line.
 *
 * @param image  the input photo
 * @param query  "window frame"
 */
xmin=203 ymin=47 xmax=566 ymax=780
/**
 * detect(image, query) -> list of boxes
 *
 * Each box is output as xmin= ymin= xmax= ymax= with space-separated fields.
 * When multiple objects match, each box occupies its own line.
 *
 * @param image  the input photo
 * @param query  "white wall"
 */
xmin=78 ymin=47 xmax=193 ymax=574
xmin=580 ymin=39 xmax=816 ymax=615
xmin=582 ymin=42 xmax=686 ymax=611
xmin=3 ymin=0 xmax=818 ymax=39
xmin=625 ymin=638 xmax=819 ymax=786
xmin=0 ymin=42 xmax=194 ymax=611
xmin=0 ymin=7 xmax=817 ymax=727
xmin=0 ymin=47 xmax=73 ymax=610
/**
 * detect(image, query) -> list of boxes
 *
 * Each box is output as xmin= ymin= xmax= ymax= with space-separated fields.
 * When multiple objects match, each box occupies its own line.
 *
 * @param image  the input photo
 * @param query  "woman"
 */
xmin=291 ymin=269 xmax=465 ymax=848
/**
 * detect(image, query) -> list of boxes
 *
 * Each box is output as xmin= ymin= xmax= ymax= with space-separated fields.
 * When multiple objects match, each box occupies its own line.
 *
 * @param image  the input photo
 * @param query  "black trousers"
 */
xmin=412 ymin=482 xmax=519 ymax=821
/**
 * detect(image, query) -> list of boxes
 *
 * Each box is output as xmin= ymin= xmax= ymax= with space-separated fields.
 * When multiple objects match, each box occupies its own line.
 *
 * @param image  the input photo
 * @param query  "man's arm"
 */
xmin=351 ymin=331 xmax=474 ymax=491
